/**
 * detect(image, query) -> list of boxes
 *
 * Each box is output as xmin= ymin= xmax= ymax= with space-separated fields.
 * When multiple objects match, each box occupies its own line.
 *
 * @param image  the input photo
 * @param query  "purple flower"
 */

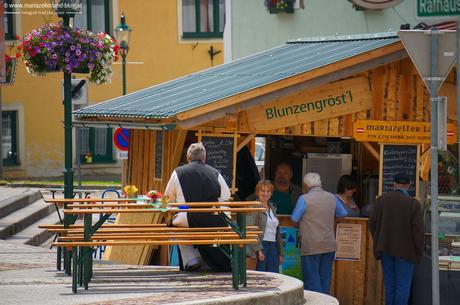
xmin=70 ymin=45 xmax=76 ymax=51
xmin=75 ymin=49 xmax=81 ymax=56
xmin=65 ymin=52 xmax=70 ymax=57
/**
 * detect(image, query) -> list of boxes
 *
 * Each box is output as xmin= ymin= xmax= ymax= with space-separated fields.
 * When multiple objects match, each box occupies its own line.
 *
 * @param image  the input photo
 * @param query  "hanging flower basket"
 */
xmin=20 ymin=23 xmax=120 ymax=85
xmin=265 ymin=0 xmax=294 ymax=14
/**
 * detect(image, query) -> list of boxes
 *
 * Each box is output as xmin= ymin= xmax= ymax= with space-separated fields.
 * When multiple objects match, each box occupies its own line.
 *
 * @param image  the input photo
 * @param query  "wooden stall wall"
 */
xmin=237 ymin=58 xmax=456 ymax=138
xmin=127 ymin=129 xmax=187 ymax=193
xmin=331 ymin=218 xmax=384 ymax=305
xmin=105 ymin=129 xmax=187 ymax=265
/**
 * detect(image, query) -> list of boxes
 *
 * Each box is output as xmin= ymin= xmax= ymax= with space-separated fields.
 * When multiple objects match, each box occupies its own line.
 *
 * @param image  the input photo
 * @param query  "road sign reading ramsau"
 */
xmin=417 ymin=0 xmax=460 ymax=17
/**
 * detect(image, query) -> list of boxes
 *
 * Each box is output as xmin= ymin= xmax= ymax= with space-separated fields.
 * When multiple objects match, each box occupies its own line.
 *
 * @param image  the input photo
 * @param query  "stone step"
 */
xmin=0 ymin=199 xmax=55 ymax=239
xmin=303 ymin=290 xmax=339 ymax=304
xmin=0 ymin=188 xmax=43 ymax=219
xmin=6 ymin=210 xmax=62 ymax=246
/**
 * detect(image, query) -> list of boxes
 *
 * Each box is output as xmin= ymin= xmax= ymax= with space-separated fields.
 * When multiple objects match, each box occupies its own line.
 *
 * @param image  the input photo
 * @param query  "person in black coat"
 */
xmin=164 ymin=142 xmax=232 ymax=272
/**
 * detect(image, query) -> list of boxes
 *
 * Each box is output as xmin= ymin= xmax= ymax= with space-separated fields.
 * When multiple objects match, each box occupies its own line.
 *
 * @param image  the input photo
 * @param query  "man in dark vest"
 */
xmin=369 ymin=172 xmax=424 ymax=305
xmin=164 ymin=142 xmax=231 ymax=272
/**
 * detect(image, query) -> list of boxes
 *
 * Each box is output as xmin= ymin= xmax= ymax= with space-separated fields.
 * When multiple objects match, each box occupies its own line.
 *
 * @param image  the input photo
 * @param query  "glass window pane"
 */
xmin=4 ymin=0 xmax=13 ymax=39
xmin=91 ymin=0 xmax=105 ymax=33
xmin=73 ymin=0 xmax=106 ymax=32
xmin=4 ymin=15 xmax=9 ymax=37
xmin=219 ymin=0 xmax=225 ymax=33
xmin=200 ymin=0 xmax=213 ymax=33
xmin=73 ymin=0 xmax=88 ymax=29
xmin=94 ymin=128 xmax=107 ymax=155
xmin=182 ymin=0 xmax=196 ymax=33
xmin=77 ymin=128 xmax=90 ymax=156
xmin=1 ymin=111 xmax=18 ymax=165
xmin=1 ymin=114 xmax=12 ymax=160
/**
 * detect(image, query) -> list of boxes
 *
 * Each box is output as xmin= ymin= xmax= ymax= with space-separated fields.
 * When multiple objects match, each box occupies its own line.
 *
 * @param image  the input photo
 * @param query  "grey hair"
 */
xmin=187 ymin=142 xmax=206 ymax=161
xmin=303 ymin=172 xmax=322 ymax=188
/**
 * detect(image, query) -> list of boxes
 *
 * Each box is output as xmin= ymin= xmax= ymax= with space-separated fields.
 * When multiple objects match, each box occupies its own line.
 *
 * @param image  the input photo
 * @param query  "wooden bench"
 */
xmin=41 ymin=199 xmax=263 ymax=293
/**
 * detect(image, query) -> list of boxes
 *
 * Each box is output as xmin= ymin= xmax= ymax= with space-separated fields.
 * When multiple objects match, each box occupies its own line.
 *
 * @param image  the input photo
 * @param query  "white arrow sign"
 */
xmin=398 ymin=30 xmax=457 ymax=95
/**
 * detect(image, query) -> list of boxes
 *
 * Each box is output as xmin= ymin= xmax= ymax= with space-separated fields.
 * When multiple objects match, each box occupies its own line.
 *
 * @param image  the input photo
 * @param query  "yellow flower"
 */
xmin=124 ymin=185 xmax=138 ymax=198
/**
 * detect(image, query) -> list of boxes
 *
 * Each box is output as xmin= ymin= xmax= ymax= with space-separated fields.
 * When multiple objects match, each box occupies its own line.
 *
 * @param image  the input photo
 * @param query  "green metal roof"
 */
xmin=74 ymin=32 xmax=400 ymax=120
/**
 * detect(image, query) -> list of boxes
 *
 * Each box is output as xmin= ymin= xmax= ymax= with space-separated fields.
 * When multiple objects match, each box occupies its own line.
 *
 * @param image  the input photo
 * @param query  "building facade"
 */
xmin=2 ymin=0 xmax=224 ymax=178
xmin=226 ymin=0 xmax=424 ymax=61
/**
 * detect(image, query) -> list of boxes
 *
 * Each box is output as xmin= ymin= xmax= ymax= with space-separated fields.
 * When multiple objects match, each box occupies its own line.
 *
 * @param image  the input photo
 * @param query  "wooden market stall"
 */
xmin=73 ymin=33 xmax=459 ymax=305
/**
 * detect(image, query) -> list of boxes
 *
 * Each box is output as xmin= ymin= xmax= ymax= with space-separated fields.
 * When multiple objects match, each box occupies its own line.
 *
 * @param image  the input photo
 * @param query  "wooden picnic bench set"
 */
xmin=39 ymin=197 xmax=263 ymax=293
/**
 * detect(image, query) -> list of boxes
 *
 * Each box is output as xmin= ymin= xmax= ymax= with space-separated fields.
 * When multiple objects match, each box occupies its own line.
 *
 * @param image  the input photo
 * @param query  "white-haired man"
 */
xmin=291 ymin=172 xmax=347 ymax=294
xmin=165 ymin=142 xmax=231 ymax=272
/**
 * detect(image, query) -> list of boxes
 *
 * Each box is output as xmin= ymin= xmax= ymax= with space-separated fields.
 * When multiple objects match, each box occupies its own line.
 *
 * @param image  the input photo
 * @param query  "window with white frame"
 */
xmin=73 ymin=0 xmax=111 ymax=33
xmin=76 ymin=127 xmax=114 ymax=164
xmin=182 ymin=0 xmax=225 ymax=39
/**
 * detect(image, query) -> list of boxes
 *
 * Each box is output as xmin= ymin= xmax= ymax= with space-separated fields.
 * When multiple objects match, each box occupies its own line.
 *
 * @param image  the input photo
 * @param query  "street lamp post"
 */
xmin=114 ymin=14 xmax=132 ymax=96
xmin=52 ymin=0 xmax=81 ymax=274
xmin=114 ymin=14 xmax=132 ymax=189
xmin=52 ymin=0 xmax=81 ymax=200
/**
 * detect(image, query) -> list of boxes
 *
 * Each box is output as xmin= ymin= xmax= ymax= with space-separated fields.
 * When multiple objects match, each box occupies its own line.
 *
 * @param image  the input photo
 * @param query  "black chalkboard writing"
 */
xmin=202 ymin=136 xmax=234 ymax=188
xmin=381 ymin=145 xmax=417 ymax=196
xmin=154 ymin=131 xmax=163 ymax=179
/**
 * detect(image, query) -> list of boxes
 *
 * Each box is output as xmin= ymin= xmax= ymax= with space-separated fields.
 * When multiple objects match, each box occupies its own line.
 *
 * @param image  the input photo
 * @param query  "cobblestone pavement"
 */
xmin=0 ymin=241 xmax=304 ymax=305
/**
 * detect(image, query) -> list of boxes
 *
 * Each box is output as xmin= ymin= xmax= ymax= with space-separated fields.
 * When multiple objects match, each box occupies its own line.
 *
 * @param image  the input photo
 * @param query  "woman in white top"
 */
xmin=248 ymin=180 xmax=284 ymax=273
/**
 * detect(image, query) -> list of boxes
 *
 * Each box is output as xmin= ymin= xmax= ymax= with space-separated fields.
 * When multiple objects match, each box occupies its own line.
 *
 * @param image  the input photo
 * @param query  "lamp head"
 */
xmin=114 ymin=13 xmax=132 ymax=55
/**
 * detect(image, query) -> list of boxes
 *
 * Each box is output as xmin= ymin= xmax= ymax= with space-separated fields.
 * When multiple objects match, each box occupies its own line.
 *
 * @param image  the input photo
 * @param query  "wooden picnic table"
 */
xmin=52 ymin=199 xmax=262 ymax=292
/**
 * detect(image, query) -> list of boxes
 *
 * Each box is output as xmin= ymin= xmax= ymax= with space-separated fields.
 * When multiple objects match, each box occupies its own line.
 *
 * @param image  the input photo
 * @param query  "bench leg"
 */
xmin=232 ymin=244 xmax=239 ymax=290
xmin=56 ymin=246 xmax=62 ymax=271
xmin=64 ymin=247 xmax=71 ymax=275
xmin=89 ymin=248 xmax=93 ymax=281
xmin=83 ymin=213 xmax=92 ymax=290
xmin=239 ymin=245 xmax=247 ymax=287
xmin=72 ymin=247 xmax=78 ymax=293
xmin=78 ymin=247 xmax=84 ymax=286
xmin=84 ymin=247 xmax=89 ymax=290
xmin=236 ymin=212 xmax=247 ymax=287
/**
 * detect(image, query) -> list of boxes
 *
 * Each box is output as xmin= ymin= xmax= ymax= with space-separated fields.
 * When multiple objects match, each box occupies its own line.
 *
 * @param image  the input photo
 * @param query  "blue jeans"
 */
xmin=381 ymin=252 xmax=415 ymax=305
xmin=256 ymin=241 xmax=279 ymax=273
xmin=301 ymin=252 xmax=335 ymax=294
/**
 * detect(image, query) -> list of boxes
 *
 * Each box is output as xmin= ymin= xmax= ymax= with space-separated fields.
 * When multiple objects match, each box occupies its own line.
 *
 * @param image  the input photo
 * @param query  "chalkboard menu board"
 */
xmin=380 ymin=144 xmax=418 ymax=196
xmin=201 ymin=135 xmax=235 ymax=188
xmin=154 ymin=131 xmax=163 ymax=179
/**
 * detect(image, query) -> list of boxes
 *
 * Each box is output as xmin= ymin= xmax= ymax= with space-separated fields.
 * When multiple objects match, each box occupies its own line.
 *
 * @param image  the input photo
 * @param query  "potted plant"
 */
xmin=4 ymin=55 xmax=18 ymax=85
xmin=20 ymin=22 xmax=119 ymax=85
xmin=0 ymin=36 xmax=21 ymax=85
xmin=265 ymin=0 xmax=295 ymax=14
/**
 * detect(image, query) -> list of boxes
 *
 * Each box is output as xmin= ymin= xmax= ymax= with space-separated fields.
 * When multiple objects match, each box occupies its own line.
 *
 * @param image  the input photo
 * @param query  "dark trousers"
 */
xmin=256 ymin=241 xmax=279 ymax=273
xmin=381 ymin=252 xmax=415 ymax=305
xmin=301 ymin=252 xmax=335 ymax=294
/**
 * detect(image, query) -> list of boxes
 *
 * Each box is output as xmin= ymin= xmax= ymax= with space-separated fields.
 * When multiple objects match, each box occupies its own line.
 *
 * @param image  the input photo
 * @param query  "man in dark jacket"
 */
xmin=164 ymin=142 xmax=231 ymax=272
xmin=369 ymin=172 xmax=425 ymax=305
